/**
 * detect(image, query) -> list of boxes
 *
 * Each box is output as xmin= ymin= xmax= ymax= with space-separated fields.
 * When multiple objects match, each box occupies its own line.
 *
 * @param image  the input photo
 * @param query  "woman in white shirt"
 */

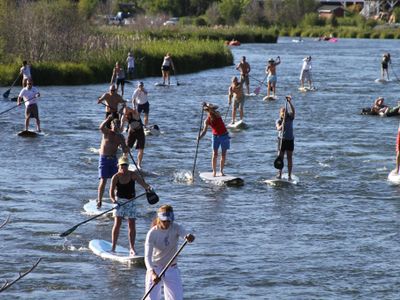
xmin=144 ymin=205 xmax=195 ymax=300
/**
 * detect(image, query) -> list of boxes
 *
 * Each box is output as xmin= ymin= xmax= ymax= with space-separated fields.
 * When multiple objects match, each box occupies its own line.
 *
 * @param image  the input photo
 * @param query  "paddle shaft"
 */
xmin=192 ymin=106 xmax=205 ymax=179
xmin=0 ymin=95 xmax=38 ymax=116
xmin=224 ymin=101 xmax=231 ymax=123
xmin=59 ymin=192 xmax=146 ymax=237
xmin=3 ymin=74 xmax=20 ymax=98
xmin=141 ymin=239 xmax=189 ymax=300
xmin=390 ymin=64 xmax=400 ymax=82
xmin=278 ymin=100 xmax=288 ymax=154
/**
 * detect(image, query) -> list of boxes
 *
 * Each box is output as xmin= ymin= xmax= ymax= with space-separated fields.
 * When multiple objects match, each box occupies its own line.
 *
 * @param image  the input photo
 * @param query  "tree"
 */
xmin=219 ymin=0 xmax=243 ymax=25
xmin=78 ymin=0 xmax=100 ymax=19
xmin=241 ymin=0 xmax=268 ymax=26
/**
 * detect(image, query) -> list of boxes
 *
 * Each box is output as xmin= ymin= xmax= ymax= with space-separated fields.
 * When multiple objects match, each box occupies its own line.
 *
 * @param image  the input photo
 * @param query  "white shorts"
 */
xmin=144 ymin=265 xmax=183 ymax=300
xmin=300 ymin=70 xmax=311 ymax=82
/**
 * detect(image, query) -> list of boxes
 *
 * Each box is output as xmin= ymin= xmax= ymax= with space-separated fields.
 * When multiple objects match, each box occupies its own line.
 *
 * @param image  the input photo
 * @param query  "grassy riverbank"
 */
xmin=0 ymin=38 xmax=233 ymax=86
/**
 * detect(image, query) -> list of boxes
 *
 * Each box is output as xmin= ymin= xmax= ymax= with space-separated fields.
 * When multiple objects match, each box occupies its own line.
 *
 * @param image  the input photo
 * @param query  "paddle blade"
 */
xmin=10 ymin=97 xmax=18 ymax=102
xmin=146 ymin=190 xmax=159 ymax=205
xmin=3 ymin=89 xmax=10 ymax=98
xmin=59 ymin=225 xmax=78 ymax=237
xmin=254 ymin=86 xmax=261 ymax=95
xmin=274 ymin=157 xmax=284 ymax=170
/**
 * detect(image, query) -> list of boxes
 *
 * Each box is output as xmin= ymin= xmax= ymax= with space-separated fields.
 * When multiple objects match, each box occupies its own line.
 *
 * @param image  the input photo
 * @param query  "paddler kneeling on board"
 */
xmin=198 ymin=103 xmax=230 ymax=177
xmin=276 ymin=96 xmax=295 ymax=180
xmin=144 ymin=204 xmax=195 ymax=300
xmin=110 ymin=156 xmax=151 ymax=256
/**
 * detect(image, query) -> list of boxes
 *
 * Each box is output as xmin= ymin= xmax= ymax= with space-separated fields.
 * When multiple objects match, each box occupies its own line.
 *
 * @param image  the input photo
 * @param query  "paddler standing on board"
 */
xmin=198 ymin=103 xmax=230 ymax=177
xmin=97 ymin=114 xmax=129 ymax=209
xmin=161 ymin=53 xmax=175 ymax=86
xmin=228 ymin=76 xmax=245 ymax=125
xmin=109 ymin=156 xmax=150 ymax=256
xmin=276 ymin=96 xmax=295 ymax=180
xmin=17 ymin=79 xmax=41 ymax=132
xmin=394 ymin=124 xmax=400 ymax=174
xmin=299 ymin=56 xmax=312 ymax=90
xmin=266 ymin=56 xmax=280 ymax=99
xmin=98 ymin=84 xmax=126 ymax=121
xmin=236 ymin=56 xmax=251 ymax=95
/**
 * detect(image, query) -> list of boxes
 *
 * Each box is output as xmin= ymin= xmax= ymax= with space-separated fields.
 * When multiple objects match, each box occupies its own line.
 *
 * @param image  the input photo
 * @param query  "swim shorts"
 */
xmin=212 ymin=133 xmax=230 ymax=152
xmin=281 ymin=139 xmax=294 ymax=152
xmin=162 ymin=65 xmax=170 ymax=71
xmin=137 ymin=102 xmax=150 ymax=114
xmin=240 ymin=74 xmax=249 ymax=86
xmin=26 ymin=104 xmax=39 ymax=119
xmin=98 ymin=155 xmax=118 ymax=179
xmin=127 ymin=129 xmax=145 ymax=149
xmin=114 ymin=198 xmax=137 ymax=219
xmin=267 ymin=75 xmax=277 ymax=83
xmin=234 ymin=95 xmax=244 ymax=109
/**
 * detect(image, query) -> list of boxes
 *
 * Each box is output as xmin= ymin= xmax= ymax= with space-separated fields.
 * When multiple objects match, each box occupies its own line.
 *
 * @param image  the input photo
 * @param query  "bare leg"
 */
xmin=267 ymin=82 xmax=271 ymax=97
xmin=212 ymin=150 xmax=218 ymax=176
xmin=287 ymin=150 xmax=293 ymax=180
xmin=128 ymin=218 xmax=136 ymax=255
xmin=239 ymin=104 xmax=244 ymax=121
xmin=162 ymin=71 xmax=166 ymax=84
xmin=246 ymin=83 xmax=250 ymax=95
xmin=97 ymin=178 xmax=107 ymax=208
xmin=231 ymin=105 xmax=236 ymax=124
xmin=111 ymin=216 xmax=122 ymax=251
xmin=272 ymin=82 xmax=276 ymax=97
xmin=144 ymin=114 xmax=148 ymax=126
xmin=25 ymin=117 xmax=30 ymax=131
xmin=277 ymin=150 xmax=284 ymax=179
xmin=396 ymin=151 xmax=400 ymax=173
xmin=167 ymin=72 xmax=170 ymax=85
xmin=36 ymin=118 xmax=41 ymax=132
xmin=121 ymin=83 xmax=125 ymax=97
xmin=220 ymin=149 xmax=227 ymax=176
xmin=137 ymin=148 xmax=144 ymax=169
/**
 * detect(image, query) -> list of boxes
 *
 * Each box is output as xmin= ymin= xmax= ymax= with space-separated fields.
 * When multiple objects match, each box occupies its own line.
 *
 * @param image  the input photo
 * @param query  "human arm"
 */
xmin=228 ymin=86 xmax=233 ymax=104
xmin=110 ymin=68 xmax=116 ymax=84
xmin=132 ymin=171 xmax=150 ymax=191
xmin=286 ymin=96 xmax=295 ymax=118
xmin=100 ymin=114 xmax=113 ymax=134
xmin=276 ymin=56 xmax=281 ymax=65
xmin=144 ymin=230 xmax=160 ymax=283
xmin=109 ymin=174 xmax=119 ymax=204
xmin=198 ymin=118 xmax=209 ymax=140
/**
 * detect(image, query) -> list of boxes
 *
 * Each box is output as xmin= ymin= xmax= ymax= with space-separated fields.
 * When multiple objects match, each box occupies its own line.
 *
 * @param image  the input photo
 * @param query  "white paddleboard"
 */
xmin=83 ymin=199 xmax=115 ymax=216
xmin=298 ymin=87 xmax=317 ymax=92
xmin=89 ymin=239 xmax=144 ymax=264
xmin=245 ymin=93 xmax=258 ymax=97
xmin=263 ymin=95 xmax=278 ymax=101
xmin=199 ymin=172 xmax=244 ymax=186
xmin=226 ymin=120 xmax=248 ymax=130
xmin=264 ymin=174 xmax=299 ymax=186
xmin=154 ymin=82 xmax=177 ymax=87
xmin=388 ymin=170 xmax=400 ymax=184
xmin=144 ymin=125 xmax=160 ymax=136
xmin=17 ymin=130 xmax=44 ymax=137
xmin=375 ymin=78 xmax=391 ymax=83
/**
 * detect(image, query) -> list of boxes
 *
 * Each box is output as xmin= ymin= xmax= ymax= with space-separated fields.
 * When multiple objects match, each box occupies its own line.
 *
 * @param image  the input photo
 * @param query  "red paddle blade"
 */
xmin=254 ymin=86 xmax=261 ymax=95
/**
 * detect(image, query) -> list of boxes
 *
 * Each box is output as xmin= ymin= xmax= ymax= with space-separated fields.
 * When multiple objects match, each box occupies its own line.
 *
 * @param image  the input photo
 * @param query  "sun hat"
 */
xmin=158 ymin=211 xmax=174 ymax=222
xmin=118 ymin=156 xmax=129 ymax=166
xmin=268 ymin=58 xmax=275 ymax=63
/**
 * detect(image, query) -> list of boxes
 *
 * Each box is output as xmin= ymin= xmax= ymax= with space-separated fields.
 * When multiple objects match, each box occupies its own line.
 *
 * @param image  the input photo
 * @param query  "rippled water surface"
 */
xmin=1 ymin=37 xmax=400 ymax=299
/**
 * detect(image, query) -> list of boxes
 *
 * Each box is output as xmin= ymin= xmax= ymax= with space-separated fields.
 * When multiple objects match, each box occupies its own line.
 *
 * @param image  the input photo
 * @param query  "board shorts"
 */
xmin=127 ymin=129 xmax=145 ymax=149
xmin=128 ymin=67 xmax=134 ymax=75
xmin=240 ymin=74 xmax=249 ymax=86
xmin=26 ymin=103 xmax=39 ymax=119
xmin=281 ymin=139 xmax=294 ymax=152
xmin=267 ymin=75 xmax=277 ymax=83
xmin=98 ymin=155 xmax=118 ymax=179
xmin=162 ymin=65 xmax=170 ymax=71
xmin=234 ymin=95 xmax=244 ymax=110
xmin=137 ymin=102 xmax=150 ymax=114
xmin=114 ymin=197 xmax=137 ymax=219
xmin=382 ymin=63 xmax=388 ymax=70
xmin=212 ymin=132 xmax=230 ymax=152
xmin=300 ymin=70 xmax=311 ymax=81
xmin=116 ymin=78 xmax=125 ymax=85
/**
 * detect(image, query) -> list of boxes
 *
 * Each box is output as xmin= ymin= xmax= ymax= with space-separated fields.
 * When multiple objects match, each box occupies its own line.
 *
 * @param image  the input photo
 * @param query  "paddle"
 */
xmin=253 ymin=74 xmax=267 ymax=95
xmin=191 ymin=103 xmax=205 ymax=181
xmin=274 ymin=98 xmax=288 ymax=170
xmin=127 ymin=150 xmax=159 ymax=205
xmin=0 ymin=95 xmax=38 ymax=116
xmin=3 ymin=74 xmax=20 ymax=98
xmin=59 ymin=192 xmax=146 ymax=237
xmin=173 ymin=69 xmax=180 ymax=86
xmin=390 ymin=64 xmax=400 ymax=82
xmin=141 ymin=239 xmax=189 ymax=300
xmin=224 ymin=101 xmax=231 ymax=123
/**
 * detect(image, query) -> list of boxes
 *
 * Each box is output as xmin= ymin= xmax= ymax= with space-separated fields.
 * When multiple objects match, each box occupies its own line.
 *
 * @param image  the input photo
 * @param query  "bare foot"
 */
xmin=212 ymin=172 xmax=216 ymax=177
xmin=220 ymin=171 xmax=225 ymax=176
xmin=276 ymin=174 xmax=281 ymax=179
xmin=130 ymin=249 xmax=136 ymax=256
xmin=96 ymin=201 xmax=102 ymax=209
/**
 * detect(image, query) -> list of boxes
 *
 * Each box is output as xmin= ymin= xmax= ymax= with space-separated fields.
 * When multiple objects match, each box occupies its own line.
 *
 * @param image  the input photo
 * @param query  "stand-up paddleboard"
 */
xmin=375 ymin=78 xmax=391 ymax=83
xmin=144 ymin=124 xmax=160 ymax=136
xmin=226 ymin=120 xmax=248 ymax=130
xmin=263 ymin=95 xmax=278 ymax=101
xmin=17 ymin=130 xmax=44 ymax=137
xmin=83 ymin=200 xmax=115 ymax=216
xmin=89 ymin=239 xmax=144 ymax=264
xmin=264 ymin=174 xmax=299 ymax=186
xmin=298 ymin=87 xmax=317 ymax=92
xmin=388 ymin=170 xmax=400 ymax=184
xmin=128 ymin=165 xmax=159 ymax=177
xmin=154 ymin=82 xmax=177 ymax=87
xmin=199 ymin=172 xmax=244 ymax=186
xmin=245 ymin=93 xmax=258 ymax=97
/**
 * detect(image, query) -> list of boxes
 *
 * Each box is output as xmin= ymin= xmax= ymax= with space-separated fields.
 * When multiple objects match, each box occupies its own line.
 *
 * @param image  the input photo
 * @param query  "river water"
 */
xmin=1 ymin=37 xmax=399 ymax=299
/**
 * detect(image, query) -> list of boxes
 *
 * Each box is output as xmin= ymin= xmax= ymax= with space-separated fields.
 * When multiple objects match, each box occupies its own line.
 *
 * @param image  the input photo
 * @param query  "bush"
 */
xmin=194 ymin=17 xmax=207 ymax=26
xmin=301 ymin=13 xmax=325 ymax=27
